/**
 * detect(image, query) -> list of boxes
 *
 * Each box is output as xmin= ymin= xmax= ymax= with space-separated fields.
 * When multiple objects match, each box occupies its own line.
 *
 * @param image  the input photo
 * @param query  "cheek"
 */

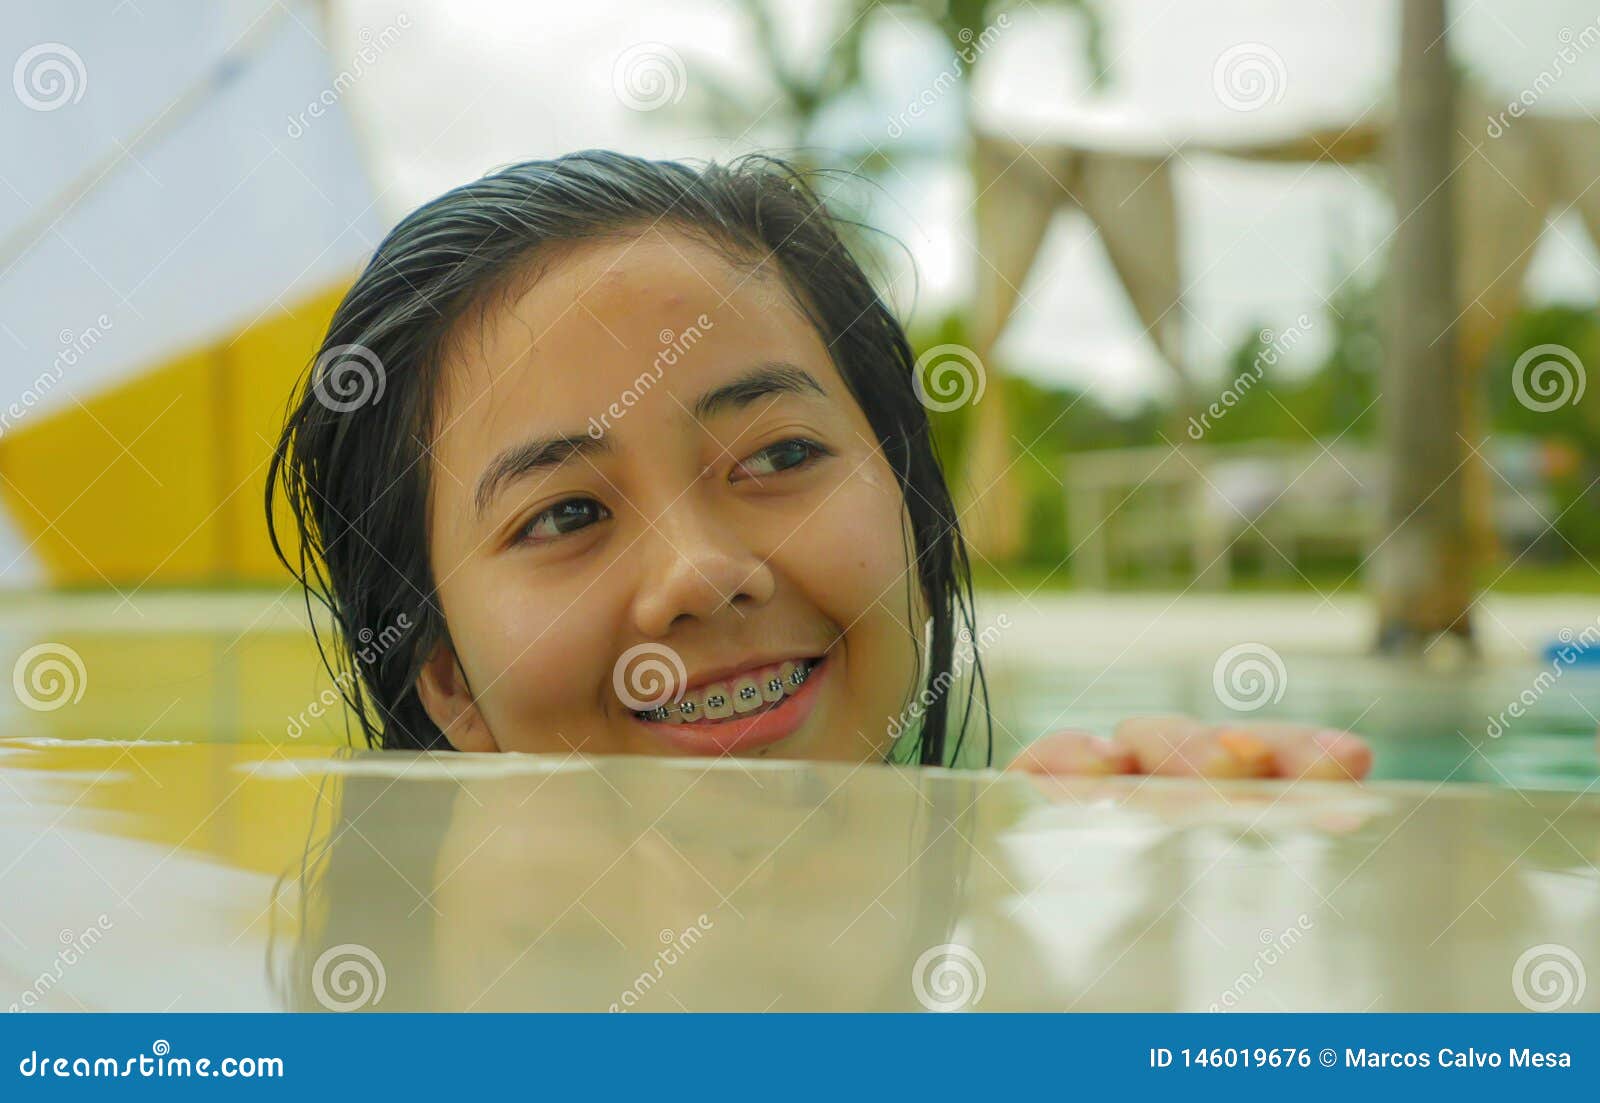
xmin=774 ymin=463 xmax=920 ymax=711
xmin=785 ymin=471 xmax=909 ymax=608
xmin=447 ymin=582 xmax=616 ymax=721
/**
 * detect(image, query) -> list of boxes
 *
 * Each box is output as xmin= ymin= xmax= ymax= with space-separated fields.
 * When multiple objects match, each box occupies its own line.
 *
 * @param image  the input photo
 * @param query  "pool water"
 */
xmin=991 ymin=656 xmax=1600 ymax=790
xmin=4 ymin=592 xmax=1596 ymax=790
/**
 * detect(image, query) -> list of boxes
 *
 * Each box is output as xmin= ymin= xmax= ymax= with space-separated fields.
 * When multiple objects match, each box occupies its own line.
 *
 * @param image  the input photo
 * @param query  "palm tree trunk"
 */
xmin=1375 ymin=0 xmax=1476 ymax=651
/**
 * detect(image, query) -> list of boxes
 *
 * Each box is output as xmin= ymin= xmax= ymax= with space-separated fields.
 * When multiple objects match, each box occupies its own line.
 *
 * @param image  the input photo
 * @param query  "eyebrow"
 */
xmin=472 ymin=362 xmax=827 ymax=521
xmin=473 ymin=434 xmax=610 ymax=520
xmin=690 ymin=361 xmax=825 ymax=420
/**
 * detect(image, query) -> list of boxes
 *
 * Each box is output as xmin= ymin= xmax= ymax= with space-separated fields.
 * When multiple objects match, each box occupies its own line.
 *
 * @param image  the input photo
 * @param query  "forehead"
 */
xmin=430 ymin=227 xmax=824 ymax=444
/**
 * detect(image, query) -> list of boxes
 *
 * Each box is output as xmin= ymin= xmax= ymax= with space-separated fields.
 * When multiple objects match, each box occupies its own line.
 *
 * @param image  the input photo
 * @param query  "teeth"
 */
xmin=702 ymin=686 xmax=733 ymax=720
xmin=760 ymin=671 xmax=785 ymax=704
xmin=636 ymin=658 xmax=817 ymax=723
xmin=732 ymin=677 xmax=763 ymax=713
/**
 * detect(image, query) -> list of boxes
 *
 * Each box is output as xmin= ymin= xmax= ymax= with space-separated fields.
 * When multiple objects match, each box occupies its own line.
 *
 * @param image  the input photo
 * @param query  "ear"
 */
xmin=415 ymin=640 xmax=497 ymax=752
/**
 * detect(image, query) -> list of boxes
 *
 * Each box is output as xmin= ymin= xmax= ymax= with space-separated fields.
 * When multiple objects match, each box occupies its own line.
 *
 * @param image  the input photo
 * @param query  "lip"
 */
xmin=673 ymin=652 xmax=818 ymax=697
xmin=633 ymin=655 xmax=829 ymax=756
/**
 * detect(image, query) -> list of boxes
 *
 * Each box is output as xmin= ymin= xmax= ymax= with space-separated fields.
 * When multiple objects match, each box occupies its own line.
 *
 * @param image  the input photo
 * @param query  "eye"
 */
xmin=515 ymin=498 xmax=610 ymax=545
xmin=732 ymin=437 xmax=830 ymax=483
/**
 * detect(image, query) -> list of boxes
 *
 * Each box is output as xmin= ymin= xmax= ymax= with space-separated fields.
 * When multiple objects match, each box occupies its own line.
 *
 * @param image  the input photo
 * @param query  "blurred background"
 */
xmin=1 ymin=0 xmax=1598 ymax=787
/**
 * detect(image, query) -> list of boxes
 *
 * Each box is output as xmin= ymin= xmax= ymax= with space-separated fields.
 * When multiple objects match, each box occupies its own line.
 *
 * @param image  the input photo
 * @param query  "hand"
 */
xmin=1006 ymin=715 xmax=1372 ymax=781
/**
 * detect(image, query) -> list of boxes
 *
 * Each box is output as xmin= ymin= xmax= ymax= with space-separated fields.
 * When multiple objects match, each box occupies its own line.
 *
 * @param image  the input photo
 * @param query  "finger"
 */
xmin=1194 ymin=721 xmax=1373 ymax=782
xmin=1112 ymin=716 xmax=1275 ymax=778
xmin=1008 ymin=729 xmax=1138 ymax=776
xmin=1267 ymin=728 xmax=1373 ymax=781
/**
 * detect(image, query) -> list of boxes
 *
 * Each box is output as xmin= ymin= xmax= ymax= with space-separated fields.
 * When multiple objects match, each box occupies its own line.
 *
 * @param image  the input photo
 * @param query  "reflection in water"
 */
xmin=0 ymin=741 xmax=1595 ymax=1011
xmin=273 ymin=754 xmax=998 ymax=1011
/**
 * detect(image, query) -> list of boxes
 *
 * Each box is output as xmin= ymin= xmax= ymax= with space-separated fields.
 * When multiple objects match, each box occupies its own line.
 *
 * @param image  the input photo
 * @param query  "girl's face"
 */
xmin=414 ymin=227 xmax=922 ymax=760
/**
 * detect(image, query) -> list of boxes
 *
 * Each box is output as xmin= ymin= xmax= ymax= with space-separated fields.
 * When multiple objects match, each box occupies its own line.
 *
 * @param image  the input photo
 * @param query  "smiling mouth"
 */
xmin=631 ymin=657 xmax=822 ymax=725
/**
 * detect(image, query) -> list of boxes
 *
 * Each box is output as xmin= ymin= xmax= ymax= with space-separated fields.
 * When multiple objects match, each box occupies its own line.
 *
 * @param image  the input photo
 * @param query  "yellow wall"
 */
xmin=0 ymin=282 xmax=348 ymax=585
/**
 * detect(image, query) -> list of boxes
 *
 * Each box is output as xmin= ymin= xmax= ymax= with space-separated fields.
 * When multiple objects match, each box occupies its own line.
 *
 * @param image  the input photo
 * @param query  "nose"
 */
xmin=630 ymin=496 xmax=776 ymax=638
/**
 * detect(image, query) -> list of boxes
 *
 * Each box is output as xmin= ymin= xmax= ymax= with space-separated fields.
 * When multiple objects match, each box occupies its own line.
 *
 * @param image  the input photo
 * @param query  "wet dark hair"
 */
xmin=266 ymin=150 xmax=990 ymax=767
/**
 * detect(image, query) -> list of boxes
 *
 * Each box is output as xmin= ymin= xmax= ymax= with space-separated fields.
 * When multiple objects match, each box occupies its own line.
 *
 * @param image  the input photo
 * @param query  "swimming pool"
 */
xmin=5 ymin=591 xmax=1596 ymax=789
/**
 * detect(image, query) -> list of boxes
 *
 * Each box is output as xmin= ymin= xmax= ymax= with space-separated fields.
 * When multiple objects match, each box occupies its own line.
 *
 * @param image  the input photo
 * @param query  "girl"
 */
xmin=266 ymin=150 xmax=1371 ymax=782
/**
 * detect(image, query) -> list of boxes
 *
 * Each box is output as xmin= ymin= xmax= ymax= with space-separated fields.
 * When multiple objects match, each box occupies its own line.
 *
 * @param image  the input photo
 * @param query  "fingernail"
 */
xmin=1217 ymin=728 xmax=1273 ymax=767
xmin=1314 ymin=730 xmax=1361 ymax=757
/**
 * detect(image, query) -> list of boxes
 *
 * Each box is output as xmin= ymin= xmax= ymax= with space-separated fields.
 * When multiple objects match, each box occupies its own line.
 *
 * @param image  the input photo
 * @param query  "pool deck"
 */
xmin=0 ymin=742 xmax=1595 ymax=1012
